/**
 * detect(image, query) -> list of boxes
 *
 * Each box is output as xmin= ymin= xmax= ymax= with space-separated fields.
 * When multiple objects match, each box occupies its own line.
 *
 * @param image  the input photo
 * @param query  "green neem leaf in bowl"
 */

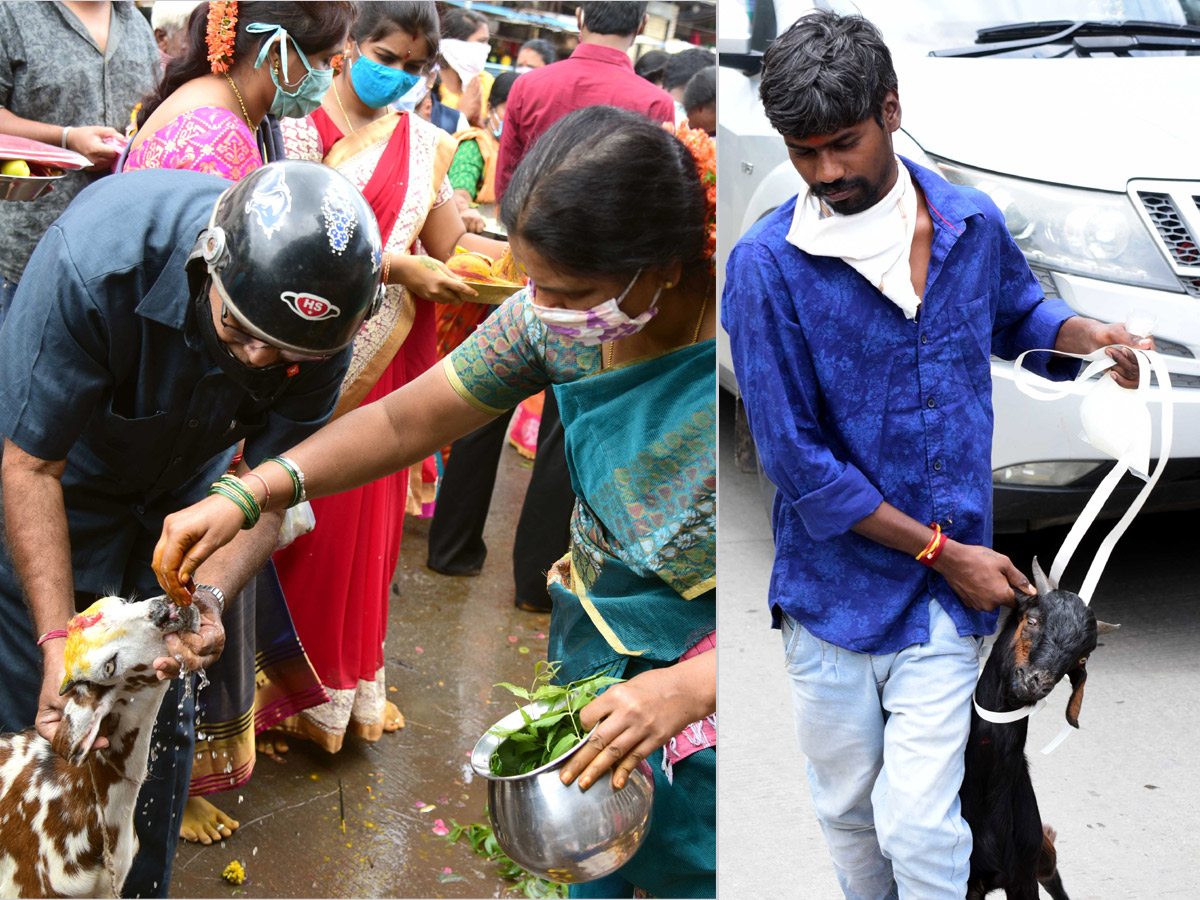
xmin=487 ymin=661 xmax=623 ymax=777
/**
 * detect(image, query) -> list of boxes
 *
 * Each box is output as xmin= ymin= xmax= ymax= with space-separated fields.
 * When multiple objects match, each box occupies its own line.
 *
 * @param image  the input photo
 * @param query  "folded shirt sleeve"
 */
xmin=722 ymin=240 xmax=883 ymax=541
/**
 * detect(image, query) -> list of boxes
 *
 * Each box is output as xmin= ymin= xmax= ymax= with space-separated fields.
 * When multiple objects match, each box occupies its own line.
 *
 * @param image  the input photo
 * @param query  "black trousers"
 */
xmin=427 ymin=388 xmax=575 ymax=609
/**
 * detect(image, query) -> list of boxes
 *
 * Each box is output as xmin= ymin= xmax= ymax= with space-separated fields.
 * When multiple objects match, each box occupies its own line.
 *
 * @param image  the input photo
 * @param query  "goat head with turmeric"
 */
xmin=961 ymin=556 xmax=1118 ymax=900
xmin=0 ymin=595 xmax=197 ymax=898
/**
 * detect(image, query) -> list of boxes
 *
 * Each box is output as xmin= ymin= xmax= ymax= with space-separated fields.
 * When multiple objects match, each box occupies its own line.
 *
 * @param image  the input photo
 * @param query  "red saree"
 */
xmin=272 ymin=110 xmax=450 ymax=751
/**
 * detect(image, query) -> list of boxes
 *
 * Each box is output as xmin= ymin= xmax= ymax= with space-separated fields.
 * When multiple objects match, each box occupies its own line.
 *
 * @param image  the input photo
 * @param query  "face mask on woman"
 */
xmin=248 ymin=23 xmax=334 ymax=119
xmin=440 ymin=38 xmax=490 ymax=83
xmin=529 ymin=269 xmax=662 ymax=345
xmin=350 ymin=48 xmax=423 ymax=109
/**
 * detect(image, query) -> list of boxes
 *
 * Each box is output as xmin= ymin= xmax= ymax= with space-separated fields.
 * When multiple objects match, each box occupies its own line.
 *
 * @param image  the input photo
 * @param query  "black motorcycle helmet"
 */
xmin=190 ymin=160 xmax=384 ymax=356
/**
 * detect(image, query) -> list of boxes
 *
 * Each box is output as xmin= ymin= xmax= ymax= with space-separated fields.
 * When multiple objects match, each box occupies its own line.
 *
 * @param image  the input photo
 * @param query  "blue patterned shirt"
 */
xmin=722 ymin=158 xmax=1078 ymax=654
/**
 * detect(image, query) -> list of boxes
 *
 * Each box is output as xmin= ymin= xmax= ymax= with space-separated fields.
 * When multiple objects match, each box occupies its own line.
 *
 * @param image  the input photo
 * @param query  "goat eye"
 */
xmin=1078 ymin=656 xmax=1088 ymax=666
xmin=102 ymin=656 xmax=117 ymax=678
xmin=1027 ymin=616 xmax=1039 ymax=627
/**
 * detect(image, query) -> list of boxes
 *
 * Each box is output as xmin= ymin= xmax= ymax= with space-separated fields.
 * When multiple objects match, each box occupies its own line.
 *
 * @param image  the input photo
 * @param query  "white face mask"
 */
xmin=441 ymin=39 xmax=490 ymax=83
xmin=394 ymin=72 xmax=433 ymax=113
xmin=529 ymin=269 xmax=662 ymax=345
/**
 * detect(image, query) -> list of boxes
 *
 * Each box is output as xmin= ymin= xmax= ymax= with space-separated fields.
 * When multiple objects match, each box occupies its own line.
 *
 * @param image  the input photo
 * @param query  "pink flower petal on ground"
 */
xmin=443 ymin=867 xmax=453 ymax=874
xmin=415 ymin=646 xmax=424 ymax=653
xmin=414 ymin=800 xmax=426 ymax=808
xmin=508 ymin=636 xmax=518 ymax=642
xmin=537 ymin=633 xmax=545 ymax=639
xmin=432 ymin=819 xmax=450 ymax=836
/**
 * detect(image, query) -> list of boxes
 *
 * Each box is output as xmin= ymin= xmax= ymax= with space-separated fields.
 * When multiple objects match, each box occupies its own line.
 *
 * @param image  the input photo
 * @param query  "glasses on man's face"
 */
xmin=220 ymin=303 xmax=330 ymax=363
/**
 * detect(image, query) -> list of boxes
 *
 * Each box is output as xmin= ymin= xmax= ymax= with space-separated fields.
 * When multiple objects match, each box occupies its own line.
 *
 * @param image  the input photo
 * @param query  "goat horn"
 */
xmin=1096 ymin=620 xmax=1121 ymax=635
xmin=1031 ymin=556 xmax=1055 ymax=595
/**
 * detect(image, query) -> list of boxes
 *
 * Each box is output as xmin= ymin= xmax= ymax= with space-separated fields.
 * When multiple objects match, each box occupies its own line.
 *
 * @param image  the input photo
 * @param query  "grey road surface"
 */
xmin=717 ymin=391 xmax=1200 ymax=899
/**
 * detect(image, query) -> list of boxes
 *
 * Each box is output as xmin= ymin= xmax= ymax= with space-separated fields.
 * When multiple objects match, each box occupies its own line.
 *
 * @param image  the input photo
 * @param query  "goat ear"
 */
xmin=1065 ymin=665 xmax=1087 ymax=729
xmin=1031 ymin=556 xmax=1055 ymax=596
xmin=54 ymin=689 xmax=118 ymax=766
xmin=1096 ymin=620 xmax=1120 ymax=636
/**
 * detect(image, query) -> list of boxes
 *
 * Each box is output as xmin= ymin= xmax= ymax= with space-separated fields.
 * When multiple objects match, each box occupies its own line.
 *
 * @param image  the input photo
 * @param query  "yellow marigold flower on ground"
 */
xmin=222 ymin=860 xmax=246 ymax=884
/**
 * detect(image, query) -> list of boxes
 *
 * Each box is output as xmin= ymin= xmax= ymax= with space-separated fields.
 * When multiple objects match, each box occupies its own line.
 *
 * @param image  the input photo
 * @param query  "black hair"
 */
xmin=759 ymin=10 xmax=897 ymax=139
xmin=500 ymin=106 xmax=706 ymax=278
xmin=682 ymin=65 xmax=715 ymax=114
xmin=577 ymin=2 xmax=646 ymax=37
xmin=138 ymin=1 xmax=355 ymax=128
xmin=350 ymin=1 xmax=439 ymax=60
xmin=633 ymin=48 xmax=669 ymax=84
xmin=441 ymin=6 xmax=487 ymax=41
xmin=490 ymin=71 xmax=519 ymax=107
xmin=661 ymin=47 xmax=715 ymax=92
xmin=519 ymin=38 xmax=556 ymax=66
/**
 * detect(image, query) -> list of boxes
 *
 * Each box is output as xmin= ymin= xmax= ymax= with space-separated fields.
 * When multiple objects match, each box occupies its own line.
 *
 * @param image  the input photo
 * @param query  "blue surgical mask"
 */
xmin=248 ymin=23 xmax=333 ymax=119
xmin=350 ymin=51 xmax=422 ymax=110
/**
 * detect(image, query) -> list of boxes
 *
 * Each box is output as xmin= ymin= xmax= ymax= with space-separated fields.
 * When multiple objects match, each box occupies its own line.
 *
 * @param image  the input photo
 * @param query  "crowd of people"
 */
xmin=0 ymin=1 xmax=715 ymax=898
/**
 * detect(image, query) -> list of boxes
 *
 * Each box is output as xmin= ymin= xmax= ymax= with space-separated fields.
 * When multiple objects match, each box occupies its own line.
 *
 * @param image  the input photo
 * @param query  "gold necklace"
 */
xmin=223 ymin=74 xmax=257 ymax=135
xmin=331 ymin=77 xmax=356 ymax=133
xmin=606 ymin=281 xmax=711 ymax=368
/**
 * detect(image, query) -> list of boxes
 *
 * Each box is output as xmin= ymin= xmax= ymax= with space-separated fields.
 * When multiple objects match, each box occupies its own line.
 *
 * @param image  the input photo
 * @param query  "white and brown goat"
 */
xmin=961 ymin=558 xmax=1118 ymax=900
xmin=0 ymin=595 xmax=196 ymax=898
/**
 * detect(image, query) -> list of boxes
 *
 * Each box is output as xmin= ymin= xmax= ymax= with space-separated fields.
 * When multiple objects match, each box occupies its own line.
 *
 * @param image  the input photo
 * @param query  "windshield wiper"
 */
xmin=931 ymin=19 xmax=1200 ymax=57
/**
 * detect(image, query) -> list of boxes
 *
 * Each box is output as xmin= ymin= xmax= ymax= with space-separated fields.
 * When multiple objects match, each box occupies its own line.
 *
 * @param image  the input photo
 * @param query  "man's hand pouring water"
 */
xmin=152 ymin=591 xmax=225 ymax=681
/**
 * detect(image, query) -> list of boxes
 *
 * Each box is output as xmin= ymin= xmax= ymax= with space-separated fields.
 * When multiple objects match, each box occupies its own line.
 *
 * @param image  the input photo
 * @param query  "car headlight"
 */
xmin=933 ymin=159 xmax=1181 ymax=292
xmin=993 ymin=461 xmax=1104 ymax=487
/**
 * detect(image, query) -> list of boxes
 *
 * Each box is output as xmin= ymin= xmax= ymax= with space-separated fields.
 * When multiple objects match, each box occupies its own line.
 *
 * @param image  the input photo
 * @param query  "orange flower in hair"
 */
xmin=671 ymin=121 xmax=717 ymax=272
xmin=207 ymin=0 xmax=239 ymax=74
xmin=331 ymin=52 xmax=346 ymax=75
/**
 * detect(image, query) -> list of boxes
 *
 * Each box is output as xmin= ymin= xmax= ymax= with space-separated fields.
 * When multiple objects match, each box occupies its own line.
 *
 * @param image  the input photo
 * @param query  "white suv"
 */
xmin=718 ymin=0 xmax=1200 ymax=531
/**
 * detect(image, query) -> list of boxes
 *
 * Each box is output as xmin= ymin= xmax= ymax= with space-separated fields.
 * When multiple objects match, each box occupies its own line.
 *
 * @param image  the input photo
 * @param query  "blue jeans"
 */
xmin=0 ymin=278 xmax=16 ymax=334
xmin=782 ymin=599 xmax=980 ymax=900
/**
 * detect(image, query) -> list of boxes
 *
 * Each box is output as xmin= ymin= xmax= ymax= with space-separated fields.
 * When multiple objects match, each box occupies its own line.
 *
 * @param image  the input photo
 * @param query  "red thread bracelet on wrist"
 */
xmin=916 ymin=523 xmax=948 ymax=567
xmin=37 ymin=629 xmax=69 ymax=646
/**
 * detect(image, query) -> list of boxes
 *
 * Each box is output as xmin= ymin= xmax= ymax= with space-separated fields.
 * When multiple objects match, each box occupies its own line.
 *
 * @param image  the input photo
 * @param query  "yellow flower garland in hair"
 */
xmin=207 ymin=0 xmax=239 ymax=74
xmin=671 ymin=122 xmax=717 ymax=272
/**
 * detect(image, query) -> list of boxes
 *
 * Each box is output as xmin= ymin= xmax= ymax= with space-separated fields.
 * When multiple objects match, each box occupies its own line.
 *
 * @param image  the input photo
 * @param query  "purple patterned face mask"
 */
xmin=529 ymin=269 xmax=662 ymax=345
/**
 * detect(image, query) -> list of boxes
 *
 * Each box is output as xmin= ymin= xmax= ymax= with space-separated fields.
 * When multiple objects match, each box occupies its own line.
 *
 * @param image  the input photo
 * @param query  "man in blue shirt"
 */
xmin=0 ymin=161 xmax=382 ymax=897
xmin=722 ymin=12 xmax=1149 ymax=900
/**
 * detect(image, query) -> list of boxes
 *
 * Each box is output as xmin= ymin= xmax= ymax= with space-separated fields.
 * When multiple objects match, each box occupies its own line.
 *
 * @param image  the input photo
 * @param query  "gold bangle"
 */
xmin=382 ymin=251 xmax=391 ymax=287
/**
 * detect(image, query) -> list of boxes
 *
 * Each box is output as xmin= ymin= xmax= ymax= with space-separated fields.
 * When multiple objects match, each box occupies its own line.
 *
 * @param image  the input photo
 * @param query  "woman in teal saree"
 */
xmin=154 ymin=106 xmax=716 ymax=898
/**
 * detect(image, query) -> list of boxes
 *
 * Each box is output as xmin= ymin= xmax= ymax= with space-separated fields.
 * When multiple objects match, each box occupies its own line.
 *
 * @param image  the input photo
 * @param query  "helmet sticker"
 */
xmin=245 ymin=167 xmax=292 ymax=239
xmin=281 ymin=291 xmax=341 ymax=321
xmin=321 ymin=183 xmax=359 ymax=255
xmin=371 ymin=243 xmax=383 ymax=273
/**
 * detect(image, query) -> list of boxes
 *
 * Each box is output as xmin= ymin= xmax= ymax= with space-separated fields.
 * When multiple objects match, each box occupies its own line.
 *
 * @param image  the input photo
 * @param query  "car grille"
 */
xmin=1130 ymin=183 xmax=1200 ymax=298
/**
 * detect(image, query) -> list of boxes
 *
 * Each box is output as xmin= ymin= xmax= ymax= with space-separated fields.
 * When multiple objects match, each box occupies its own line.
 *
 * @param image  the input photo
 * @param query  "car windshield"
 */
xmin=818 ymin=0 xmax=1200 ymax=56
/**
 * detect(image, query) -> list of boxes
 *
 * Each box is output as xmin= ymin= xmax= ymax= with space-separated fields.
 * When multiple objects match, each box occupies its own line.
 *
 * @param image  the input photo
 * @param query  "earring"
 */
xmin=664 ymin=281 xmax=675 ymax=289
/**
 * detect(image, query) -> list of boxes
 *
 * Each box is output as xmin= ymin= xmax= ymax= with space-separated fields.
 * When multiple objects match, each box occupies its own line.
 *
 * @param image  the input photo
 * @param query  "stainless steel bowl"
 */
xmin=471 ymin=699 xmax=654 ymax=884
xmin=0 ymin=172 xmax=64 ymax=202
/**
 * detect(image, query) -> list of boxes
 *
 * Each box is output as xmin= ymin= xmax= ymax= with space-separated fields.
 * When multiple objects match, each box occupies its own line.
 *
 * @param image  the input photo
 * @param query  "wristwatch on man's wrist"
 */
xmin=192 ymin=583 xmax=226 ymax=615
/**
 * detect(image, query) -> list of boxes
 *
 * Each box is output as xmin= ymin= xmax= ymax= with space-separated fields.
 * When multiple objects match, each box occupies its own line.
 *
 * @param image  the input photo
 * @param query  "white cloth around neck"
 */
xmin=785 ymin=157 xmax=921 ymax=320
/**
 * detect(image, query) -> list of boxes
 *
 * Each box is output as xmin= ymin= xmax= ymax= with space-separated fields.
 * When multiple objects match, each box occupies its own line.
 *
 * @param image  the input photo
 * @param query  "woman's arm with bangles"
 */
xmin=153 ymin=363 xmax=495 ymax=603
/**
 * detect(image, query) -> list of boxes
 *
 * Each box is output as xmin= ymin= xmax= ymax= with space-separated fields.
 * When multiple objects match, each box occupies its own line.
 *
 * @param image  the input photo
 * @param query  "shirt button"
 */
xmin=927 ymin=397 xmax=937 ymax=408
xmin=135 ymin=505 xmax=145 ymax=515
xmin=934 ymin=460 xmax=944 ymax=471
xmin=188 ymin=418 xmax=199 ymax=428
xmin=921 ymin=334 xmax=929 ymax=345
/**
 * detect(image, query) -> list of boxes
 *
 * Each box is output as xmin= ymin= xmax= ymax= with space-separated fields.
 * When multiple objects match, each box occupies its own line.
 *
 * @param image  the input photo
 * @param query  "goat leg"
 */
xmin=1037 ymin=823 xmax=1071 ymax=900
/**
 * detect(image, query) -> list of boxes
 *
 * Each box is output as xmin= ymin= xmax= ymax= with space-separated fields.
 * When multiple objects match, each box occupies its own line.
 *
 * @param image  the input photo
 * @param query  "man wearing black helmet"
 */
xmin=0 ymin=159 xmax=382 ymax=897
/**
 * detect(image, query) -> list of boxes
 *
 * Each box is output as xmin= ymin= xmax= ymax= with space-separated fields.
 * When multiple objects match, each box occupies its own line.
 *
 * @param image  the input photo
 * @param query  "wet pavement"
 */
xmin=171 ymin=441 xmax=552 ymax=898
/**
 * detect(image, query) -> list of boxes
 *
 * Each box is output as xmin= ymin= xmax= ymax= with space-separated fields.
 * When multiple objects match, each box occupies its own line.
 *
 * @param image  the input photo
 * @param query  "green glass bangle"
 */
xmin=263 ymin=456 xmax=305 ymax=507
xmin=209 ymin=482 xmax=259 ymax=529
xmin=218 ymin=474 xmax=261 ymax=516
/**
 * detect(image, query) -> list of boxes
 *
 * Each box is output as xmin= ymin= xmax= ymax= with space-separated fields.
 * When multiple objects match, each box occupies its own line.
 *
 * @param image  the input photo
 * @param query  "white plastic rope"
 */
xmin=972 ymin=346 xmax=1173 ymax=751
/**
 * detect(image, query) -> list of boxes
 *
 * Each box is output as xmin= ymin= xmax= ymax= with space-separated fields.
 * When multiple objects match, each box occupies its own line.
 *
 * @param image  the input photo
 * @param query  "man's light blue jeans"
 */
xmin=782 ymin=599 xmax=981 ymax=900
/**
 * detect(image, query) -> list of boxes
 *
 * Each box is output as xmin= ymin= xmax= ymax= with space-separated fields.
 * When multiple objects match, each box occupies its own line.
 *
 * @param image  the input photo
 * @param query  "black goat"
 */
xmin=960 ymin=557 xmax=1118 ymax=900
